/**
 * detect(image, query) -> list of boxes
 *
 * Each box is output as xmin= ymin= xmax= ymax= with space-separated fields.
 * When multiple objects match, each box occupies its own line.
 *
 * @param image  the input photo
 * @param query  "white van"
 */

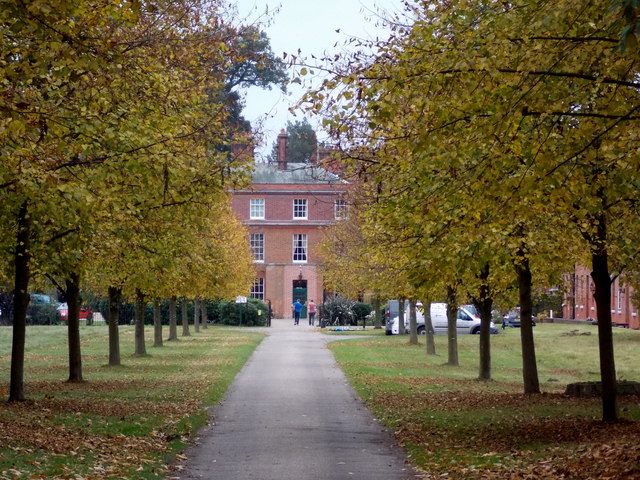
xmin=386 ymin=302 xmax=497 ymax=335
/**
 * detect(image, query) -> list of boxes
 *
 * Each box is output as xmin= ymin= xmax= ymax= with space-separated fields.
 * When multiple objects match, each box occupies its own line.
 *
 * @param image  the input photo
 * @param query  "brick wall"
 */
xmin=232 ymin=190 xmax=341 ymax=222
xmin=563 ymin=264 xmax=639 ymax=329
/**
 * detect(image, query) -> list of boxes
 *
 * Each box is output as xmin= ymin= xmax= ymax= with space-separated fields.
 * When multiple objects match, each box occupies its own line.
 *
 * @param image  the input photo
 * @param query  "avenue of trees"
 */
xmin=0 ymin=0 xmax=285 ymax=401
xmin=308 ymin=0 xmax=640 ymax=423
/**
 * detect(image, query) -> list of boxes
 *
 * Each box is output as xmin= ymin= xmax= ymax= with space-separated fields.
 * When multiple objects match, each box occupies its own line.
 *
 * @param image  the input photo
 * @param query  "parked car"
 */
xmin=31 ymin=293 xmax=54 ymax=304
xmin=57 ymin=303 xmax=93 ymax=322
xmin=387 ymin=302 xmax=498 ymax=335
xmin=502 ymin=310 xmax=537 ymax=328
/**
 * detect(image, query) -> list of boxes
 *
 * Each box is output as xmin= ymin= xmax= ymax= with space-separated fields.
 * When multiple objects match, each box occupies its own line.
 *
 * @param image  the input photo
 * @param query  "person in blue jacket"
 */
xmin=292 ymin=299 xmax=303 ymax=325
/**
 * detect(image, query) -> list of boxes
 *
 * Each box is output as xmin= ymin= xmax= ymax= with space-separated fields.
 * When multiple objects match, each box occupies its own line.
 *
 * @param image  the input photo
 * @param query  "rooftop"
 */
xmin=251 ymin=162 xmax=344 ymax=185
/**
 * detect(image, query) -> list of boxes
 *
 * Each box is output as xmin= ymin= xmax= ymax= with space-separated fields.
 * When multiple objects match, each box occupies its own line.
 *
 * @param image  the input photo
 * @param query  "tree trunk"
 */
xmin=9 ymin=202 xmax=30 ymax=402
xmin=200 ymin=299 xmax=208 ymax=329
xmin=373 ymin=295 xmax=382 ymax=329
xmin=477 ymin=303 xmax=492 ymax=381
xmin=181 ymin=298 xmax=190 ymax=336
xmin=168 ymin=296 xmax=178 ymax=340
xmin=66 ymin=272 xmax=83 ymax=382
xmin=424 ymin=301 xmax=436 ymax=355
xmin=515 ymin=247 xmax=540 ymax=394
xmin=591 ymin=218 xmax=618 ymax=422
xmin=473 ymin=263 xmax=493 ymax=381
xmin=153 ymin=299 xmax=163 ymax=347
xmin=446 ymin=286 xmax=459 ymax=366
xmin=134 ymin=289 xmax=147 ymax=355
xmin=193 ymin=298 xmax=200 ymax=333
xmin=408 ymin=299 xmax=418 ymax=345
xmin=108 ymin=286 xmax=121 ymax=366
xmin=397 ymin=297 xmax=406 ymax=335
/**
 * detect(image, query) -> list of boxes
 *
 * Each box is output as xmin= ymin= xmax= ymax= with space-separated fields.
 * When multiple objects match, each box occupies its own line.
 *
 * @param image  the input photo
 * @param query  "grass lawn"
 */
xmin=0 ymin=325 xmax=264 ymax=479
xmin=327 ymin=324 xmax=640 ymax=479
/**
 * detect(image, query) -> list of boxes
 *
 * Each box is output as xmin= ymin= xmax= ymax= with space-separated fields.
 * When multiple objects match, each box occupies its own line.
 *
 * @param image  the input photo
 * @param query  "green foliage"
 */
xmin=611 ymin=0 xmax=640 ymax=53
xmin=0 ymin=291 xmax=11 ymax=326
xmin=86 ymin=295 xmax=217 ymax=326
xmin=319 ymin=296 xmax=356 ymax=326
xmin=309 ymin=0 xmax=640 ymax=300
xmin=286 ymin=118 xmax=318 ymax=163
xmin=214 ymin=298 xmax=268 ymax=326
xmin=268 ymin=118 xmax=318 ymax=163
xmin=352 ymin=302 xmax=373 ymax=323
xmin=0 ymin=0 xmax=257 ymax=308
xmin=220 ymin=25 xmax=287 ymax=131
xmin=307 ymin=0 xmax=640 ymax=411
xmin=26 ymin=302 xmax=60 ymax=326
xmin=318 ymin=205 xmax=402 ymax=303
xmin=224 ymin=25 xmax=288 ymax=92
xmin=532 ymin=290 xmax=564 ymax=318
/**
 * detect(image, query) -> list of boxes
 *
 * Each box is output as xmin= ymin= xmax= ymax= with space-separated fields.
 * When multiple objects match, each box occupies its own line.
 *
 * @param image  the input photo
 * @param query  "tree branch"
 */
xmin=363 ymin=68 xmax=640 ymax=90
xmin=45 ymin=228 xmax=80 ymax=246
xmin=523 ymin=110 xmax=640 ymax=120
xmin=545 ymin=103 xmax=640 ymax=178
xmin=510 ymin=36 xmax=618 ymax=43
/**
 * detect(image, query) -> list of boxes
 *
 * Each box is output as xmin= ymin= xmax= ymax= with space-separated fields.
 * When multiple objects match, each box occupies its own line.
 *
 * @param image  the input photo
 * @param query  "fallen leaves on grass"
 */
xmin=0 ymin=328 xmax=261 ymax=480
xmin=357 ymin=374 xmax=640 ymax=479
xmin=0 ymin=398 xmax=187 ymax=479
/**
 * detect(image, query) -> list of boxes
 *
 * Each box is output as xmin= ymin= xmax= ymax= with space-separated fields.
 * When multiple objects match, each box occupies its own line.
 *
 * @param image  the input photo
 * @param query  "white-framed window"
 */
xmin=250 ymin=198 xmax=265 ymax=219
xmin=251 ymin=278 xmax=264 ymax=300
xmin=617 ymin=286 xmax=623 ymax=311
xmin=292 ymin=234 xmax=308 ymax=263
xmin=293 ymin=198 xmax=307 ymax=219
xmin=250 ymin=233 xmax=264 ymax=262
xmin=334 ymin=198 xmax=348 ymax=219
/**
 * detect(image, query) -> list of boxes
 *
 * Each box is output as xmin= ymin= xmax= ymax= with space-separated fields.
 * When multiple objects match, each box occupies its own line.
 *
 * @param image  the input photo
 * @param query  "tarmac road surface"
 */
xmin=172 ymin=318 xmax=418 ymax=480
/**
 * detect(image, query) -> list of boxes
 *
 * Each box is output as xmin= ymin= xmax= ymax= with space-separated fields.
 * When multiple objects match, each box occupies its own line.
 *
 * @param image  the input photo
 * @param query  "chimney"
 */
xmin=315 ymin=142 xmax=329 ymax=166
xmin=231 ymin=139 xmax=255 ymax=163
xmin=277 ymin=129 xmax=288 ymax=170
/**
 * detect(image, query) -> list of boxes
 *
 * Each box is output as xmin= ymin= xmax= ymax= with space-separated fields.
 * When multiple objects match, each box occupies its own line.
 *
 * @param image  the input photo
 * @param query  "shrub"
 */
xmin=87 ymin=295 xmax=215 ymax=326
xmin=84 ymin=295 xmax=142 ymax=325
xmin=319 ymin=296 xmax=356 ymax=327
xmin=84 ymin=294 xmax=268 ymax=327
xmin=26 ymin=302 xmax=60 ymax=325
xmin=533 ymin=290 xmax=564 ymax=318
xmin=352 ymin=302 xmax=373 ymax=324
xmin=215 ymin=298 xmax=267 ymax=326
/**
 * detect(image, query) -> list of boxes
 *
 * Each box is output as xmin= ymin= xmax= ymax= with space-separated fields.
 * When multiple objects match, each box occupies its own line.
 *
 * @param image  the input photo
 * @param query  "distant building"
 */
xmin=231 ymin=130 xmax=348 ymax=319
xmin=563 ymin=265 xmax=639 ymax=329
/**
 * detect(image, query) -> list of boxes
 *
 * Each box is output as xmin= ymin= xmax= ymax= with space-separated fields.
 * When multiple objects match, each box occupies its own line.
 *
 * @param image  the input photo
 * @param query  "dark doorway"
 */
xmin=293 ymin=279 xmax=307 ymax=319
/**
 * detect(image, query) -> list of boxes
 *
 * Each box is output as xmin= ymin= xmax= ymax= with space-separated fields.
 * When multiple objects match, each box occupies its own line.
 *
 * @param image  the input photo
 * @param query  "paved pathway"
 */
xmin=174 ymin=319 xmax=417 ymax=480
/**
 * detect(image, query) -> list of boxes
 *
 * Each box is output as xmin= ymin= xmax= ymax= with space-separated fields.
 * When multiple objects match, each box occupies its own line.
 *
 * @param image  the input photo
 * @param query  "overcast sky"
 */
xmin=232 ymin=0 xmax=404 ymax=159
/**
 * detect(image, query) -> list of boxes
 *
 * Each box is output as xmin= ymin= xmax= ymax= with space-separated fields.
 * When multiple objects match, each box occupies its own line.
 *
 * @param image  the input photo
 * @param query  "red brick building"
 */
xmin=563 ymin=265 xmax=639 ymax=329
xmin=231 ymin=131 xmax=348 ymax=319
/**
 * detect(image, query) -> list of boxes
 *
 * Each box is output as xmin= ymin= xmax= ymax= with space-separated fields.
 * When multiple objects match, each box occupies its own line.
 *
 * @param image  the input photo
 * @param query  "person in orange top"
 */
xmin=307 ymin=300 xmax=316 ymax=326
